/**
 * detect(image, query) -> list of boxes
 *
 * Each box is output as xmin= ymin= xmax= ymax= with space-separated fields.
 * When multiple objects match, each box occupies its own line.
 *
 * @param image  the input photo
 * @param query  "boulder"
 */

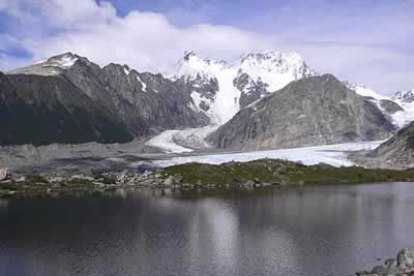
xmin=163 ymin=176 xmax=174 ymax=186
xmin=116 ymin=170 xmax=129 ymax=183
xmin=371 ymin=265 xmax=386 ymax=275
xmin=397 ymin=248 xmax=414 ymax=268
xmin=0 ymin=168 xmax=10 ymax=182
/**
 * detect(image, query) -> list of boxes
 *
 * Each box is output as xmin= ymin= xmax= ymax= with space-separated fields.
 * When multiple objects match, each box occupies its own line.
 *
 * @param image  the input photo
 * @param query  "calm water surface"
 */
xmin=1 ymin=183 xmax=414 ymax=276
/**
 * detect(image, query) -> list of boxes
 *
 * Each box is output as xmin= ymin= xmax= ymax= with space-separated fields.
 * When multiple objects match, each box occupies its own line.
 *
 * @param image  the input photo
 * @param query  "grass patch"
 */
xmin=0 ymin=182 xmax=17 ymax=191
xmin=162 ymin=158 xmax=414 ymax=185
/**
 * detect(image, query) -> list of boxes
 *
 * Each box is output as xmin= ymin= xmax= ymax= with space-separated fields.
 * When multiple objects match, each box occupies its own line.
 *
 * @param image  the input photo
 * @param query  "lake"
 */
xmin=1 ymin=183 xmax=414 ymax=276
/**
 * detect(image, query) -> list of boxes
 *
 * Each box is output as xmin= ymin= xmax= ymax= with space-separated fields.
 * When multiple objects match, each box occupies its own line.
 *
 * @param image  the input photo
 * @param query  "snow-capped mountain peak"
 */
xmin=177 ymin=51 xmax=231 ymax=82
xmin=9 ymin=52 xmax=82 ymax=76
xmin=176 ymin=50 xmax=317 ymax=125
xmin=392 ymin=89 xmax=414 ymax=103
xmin=239 ymin=50 xmax=316 ymax=92
xmin=177 ymin=52 xmax=240 ymax=124
xmin=45 ymin=52 xmax=79 ymax=68
xmin=241 ymin=50 xmax=304 ymax=67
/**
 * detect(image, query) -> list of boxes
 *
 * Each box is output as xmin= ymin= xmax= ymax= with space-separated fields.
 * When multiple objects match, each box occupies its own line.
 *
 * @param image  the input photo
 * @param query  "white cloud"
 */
xmin=21 ymin=2 xmax=276 ymax=75
xmin=0 ymin=0 xmax=412 ymax=94
xmin=39 ymin=0 xmax=117 ymax=29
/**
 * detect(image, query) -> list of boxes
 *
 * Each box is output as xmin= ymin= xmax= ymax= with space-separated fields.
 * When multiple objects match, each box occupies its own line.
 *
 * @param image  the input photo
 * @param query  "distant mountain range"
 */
xmin=1 ymin=51 xmax=413 ymax=154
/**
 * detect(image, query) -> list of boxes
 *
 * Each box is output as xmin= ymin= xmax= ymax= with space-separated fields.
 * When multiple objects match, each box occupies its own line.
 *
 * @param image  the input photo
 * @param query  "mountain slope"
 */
xmin=351 ymin=122 xmax=414 ymax=169
xmin=207 ymin=74 xmax=395 ymax=151
xmin=0 ymin=71 xmax=133 ymax=145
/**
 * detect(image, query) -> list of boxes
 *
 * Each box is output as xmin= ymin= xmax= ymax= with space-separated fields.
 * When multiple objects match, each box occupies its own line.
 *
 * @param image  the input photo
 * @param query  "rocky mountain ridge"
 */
xmin=1 ymin=52 xmax=210 ymax=145
xmin=207 ymin=74 xmax=395 ymax=150
xmin=392 ymin=89 xmax=414 ymax=102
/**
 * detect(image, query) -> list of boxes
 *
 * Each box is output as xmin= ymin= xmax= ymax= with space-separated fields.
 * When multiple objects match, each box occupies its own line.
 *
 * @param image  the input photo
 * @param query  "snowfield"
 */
xmin=391 ymin=101 xmax=414 ymax=128
xmin=141 ymin=141 xmax=383 ymax=168
xmin=146 ymin=130 xmax=194 ymax=153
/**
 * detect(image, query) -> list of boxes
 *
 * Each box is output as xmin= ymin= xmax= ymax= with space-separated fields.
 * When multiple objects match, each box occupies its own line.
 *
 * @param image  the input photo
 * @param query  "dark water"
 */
xmin=1 ymin=183 xmax=414 ymax=276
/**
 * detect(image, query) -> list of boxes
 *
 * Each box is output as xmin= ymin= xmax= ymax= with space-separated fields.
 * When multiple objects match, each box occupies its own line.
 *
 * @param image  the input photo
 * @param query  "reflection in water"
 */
xmin=201 ymin=200 xmax=239 ymax=273
xmin=0 ymin=199 xmax=8 ymax=210
xmin=1 ymin=183 xmax=414 ymax=276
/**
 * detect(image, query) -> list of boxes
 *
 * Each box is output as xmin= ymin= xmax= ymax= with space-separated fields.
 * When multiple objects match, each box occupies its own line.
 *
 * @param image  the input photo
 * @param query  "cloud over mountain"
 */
xmin=0 ymin=0 xmax=413 ymax=93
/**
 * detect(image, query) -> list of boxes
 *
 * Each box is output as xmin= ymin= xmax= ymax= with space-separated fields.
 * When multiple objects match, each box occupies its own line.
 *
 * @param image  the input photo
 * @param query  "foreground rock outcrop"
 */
xmin=0 ymin=168 xmax=10 ymax=182
xmin=357 ymin=248 xmax=414 ymax=276
xmin=351 ymin=122 xmax=414 ymax=169
xmin=207 ymin=74 xmax=395 ymax=151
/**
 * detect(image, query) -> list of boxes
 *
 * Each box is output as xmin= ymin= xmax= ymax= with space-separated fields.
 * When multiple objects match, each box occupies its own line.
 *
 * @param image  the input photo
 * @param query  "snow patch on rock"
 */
xmin=47 ymin=53 xmax=79 ymax=68
xmin=392 ymin=89 xmax=414 ymax=102
xmin=136 ymin=75 xmax=147 ymax=92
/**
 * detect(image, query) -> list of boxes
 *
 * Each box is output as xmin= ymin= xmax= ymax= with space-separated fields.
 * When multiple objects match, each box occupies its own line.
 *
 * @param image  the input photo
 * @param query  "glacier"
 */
xmin=146 ymin=125 xmax=218 ymax=153
xmin=141 ymin=141 xmax=383 ymax=168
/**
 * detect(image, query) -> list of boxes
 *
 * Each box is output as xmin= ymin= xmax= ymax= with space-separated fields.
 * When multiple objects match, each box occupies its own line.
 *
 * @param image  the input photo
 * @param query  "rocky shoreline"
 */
xmin=0 ymin=167 xmax=284 ymax=198
xmin=356 ymin=248 xmax=414 ymax=276
xmin=3 ymin=158 xmax=414 ymax=198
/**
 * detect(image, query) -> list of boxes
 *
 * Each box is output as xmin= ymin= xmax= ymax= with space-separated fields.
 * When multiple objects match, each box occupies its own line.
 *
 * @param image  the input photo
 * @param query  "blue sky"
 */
xmin=0 ymin=0 xmax=413 ymax=93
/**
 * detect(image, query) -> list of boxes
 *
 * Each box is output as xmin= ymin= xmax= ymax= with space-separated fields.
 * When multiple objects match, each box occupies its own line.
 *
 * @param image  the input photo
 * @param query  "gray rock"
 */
xmin=397 ymin=248 xmax=414 ymax=268
xmin=352 ymin=122 xmax=414 ymax=169
xmin=49 ymin=177 xmax=65 ymax=183
xmin=116 ymin=170 xmax=129 ymax=183
xmin=380 ymin=99 xmax=404 ymax=115
xmin=371 ymin=265 xmax=387 ymax=275
xmin=385 ymin=258 xmax=397 ymax=268
xmin=234 ymin=72 xmax=270 ymax=108
xmin=0 ymin=168 xmax=10 ymax=182
xmin=163 ymin=176 xmax=174 ymax=186
xmin=15 ymin=176 xmax=26 ymax=183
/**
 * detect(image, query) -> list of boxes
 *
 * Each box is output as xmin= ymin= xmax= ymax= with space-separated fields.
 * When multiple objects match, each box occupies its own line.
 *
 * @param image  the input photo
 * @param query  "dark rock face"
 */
xmin=1 ymin=53 xmax=209 ymax=146
xmin=207 ymin=74 xmax=395 ymax=151
xmin=0 ymin=72 xmax=133 ymax=145
xmin=234 ymin=72 xmax=269 ymax=108
xmin=379 ymin=99 xmax=404 ymax=115
xmin=58 ymin=55 xmax=209 ymax=135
